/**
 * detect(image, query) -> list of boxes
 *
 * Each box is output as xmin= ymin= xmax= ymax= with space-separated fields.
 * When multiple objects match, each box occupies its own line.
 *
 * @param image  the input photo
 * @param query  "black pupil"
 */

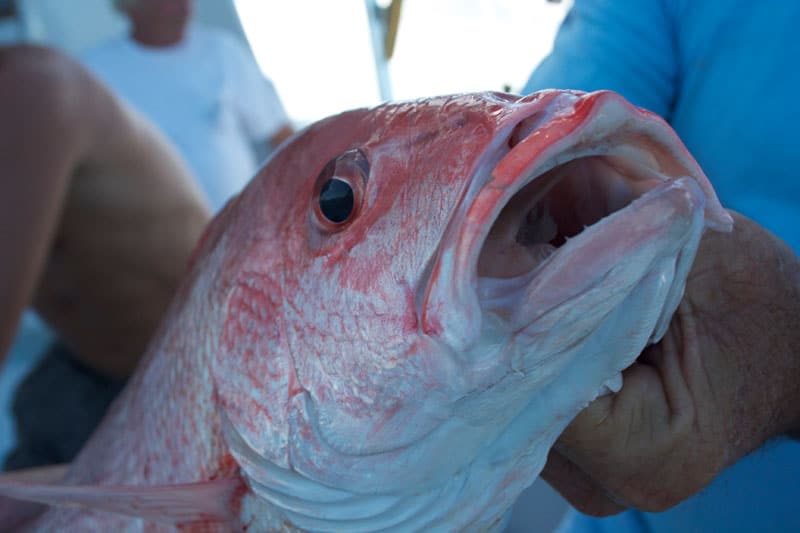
xmin=319 ymin=178 xmax=354 ymax=223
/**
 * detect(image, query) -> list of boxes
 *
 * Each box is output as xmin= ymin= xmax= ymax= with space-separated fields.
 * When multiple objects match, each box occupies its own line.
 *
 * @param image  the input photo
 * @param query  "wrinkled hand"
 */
xmin=543 ymin=211 xmax=800 ymax=516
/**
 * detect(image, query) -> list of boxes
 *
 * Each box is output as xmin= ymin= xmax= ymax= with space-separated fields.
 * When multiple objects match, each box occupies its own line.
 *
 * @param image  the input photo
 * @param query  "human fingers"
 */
xmin=553 ymin=315 xmax=723 ymax=512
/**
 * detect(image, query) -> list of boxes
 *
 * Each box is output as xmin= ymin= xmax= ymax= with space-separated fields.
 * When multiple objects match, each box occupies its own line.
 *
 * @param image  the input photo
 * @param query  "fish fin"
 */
xmin=0 ymin=495 xmax=47 ymax=531
xmin=0 ymin=464 xmax=70 ymax=483
xmin=0 ymin=464 xmax=70 ymax=529
xmin=0 ymin=475 xmax=244 ymax=527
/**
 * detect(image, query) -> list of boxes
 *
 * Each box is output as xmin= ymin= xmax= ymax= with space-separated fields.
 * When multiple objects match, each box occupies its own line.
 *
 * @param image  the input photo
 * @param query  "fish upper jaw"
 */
xmin=420 ymin=90 xmax=731 ymax=384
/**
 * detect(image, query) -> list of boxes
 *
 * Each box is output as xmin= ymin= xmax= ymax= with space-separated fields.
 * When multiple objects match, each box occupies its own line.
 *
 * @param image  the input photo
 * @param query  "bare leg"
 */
xmin=0 ymin=45 xmax=210 ymax=378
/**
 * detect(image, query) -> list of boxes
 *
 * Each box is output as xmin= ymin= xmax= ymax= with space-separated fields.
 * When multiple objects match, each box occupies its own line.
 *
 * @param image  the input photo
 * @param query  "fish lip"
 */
xmin=420 ymin=90 xmax=730 ymax=358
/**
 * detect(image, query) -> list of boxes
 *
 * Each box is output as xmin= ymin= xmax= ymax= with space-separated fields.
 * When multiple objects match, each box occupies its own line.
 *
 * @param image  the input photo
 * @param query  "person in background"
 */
xmin=2 ymin=0 xmax=291 ymax=472
xmin=522 ymin=0 xmax=800 ymax=531
xmin=0 ymin=44 xmax=211 ymax=468
xmin=82 ymin=0 xmax=294 ymax=212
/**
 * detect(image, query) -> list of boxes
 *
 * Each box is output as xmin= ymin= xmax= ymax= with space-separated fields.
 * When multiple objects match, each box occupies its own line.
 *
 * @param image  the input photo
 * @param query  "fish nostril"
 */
xmin=508 ymin=112 xmax=547 ymax=149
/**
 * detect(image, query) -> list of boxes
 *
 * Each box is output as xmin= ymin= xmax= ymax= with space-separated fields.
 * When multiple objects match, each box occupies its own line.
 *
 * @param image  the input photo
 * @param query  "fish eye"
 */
xmin=312 ymin=149 xmax=369 ymax=232
xmin=319 ymin=178 xmax=354 ymax=223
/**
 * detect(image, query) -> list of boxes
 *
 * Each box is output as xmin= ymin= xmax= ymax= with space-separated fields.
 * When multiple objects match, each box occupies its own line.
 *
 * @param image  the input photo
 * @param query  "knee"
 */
xmin=0 ymin=45 xmax=87 ymax=126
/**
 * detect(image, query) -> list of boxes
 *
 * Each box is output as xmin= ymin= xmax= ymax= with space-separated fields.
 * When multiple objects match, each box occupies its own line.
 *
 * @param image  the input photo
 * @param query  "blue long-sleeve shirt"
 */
xmin=524 ymin=1 xmax=800 ymax=531
xmin=525 ymin=0 xmax=799 ymax=253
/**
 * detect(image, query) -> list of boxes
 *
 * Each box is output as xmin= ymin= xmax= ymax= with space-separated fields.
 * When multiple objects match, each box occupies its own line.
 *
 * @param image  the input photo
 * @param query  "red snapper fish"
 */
xmin=0 ymin=90 xmax=731 ymax=531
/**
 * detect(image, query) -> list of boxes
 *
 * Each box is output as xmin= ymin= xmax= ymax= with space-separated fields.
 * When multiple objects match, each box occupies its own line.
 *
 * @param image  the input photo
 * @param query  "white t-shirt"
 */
xmin=81 ymin=26 xmax=289 ymax=211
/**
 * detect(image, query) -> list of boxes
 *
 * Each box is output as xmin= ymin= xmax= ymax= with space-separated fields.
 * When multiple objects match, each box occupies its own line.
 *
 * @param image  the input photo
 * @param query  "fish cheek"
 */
xmin=215 ymin=280 xmax=295 ymax=465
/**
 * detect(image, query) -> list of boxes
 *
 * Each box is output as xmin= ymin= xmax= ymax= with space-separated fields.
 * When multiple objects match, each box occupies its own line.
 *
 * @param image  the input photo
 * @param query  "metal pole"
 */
xmin=364 ymin=0 xmax=393 ymax=101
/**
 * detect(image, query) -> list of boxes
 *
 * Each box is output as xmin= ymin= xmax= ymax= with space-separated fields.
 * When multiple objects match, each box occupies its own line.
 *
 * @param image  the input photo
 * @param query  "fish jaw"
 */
xmin=402 ymin=91 xmax=732 ymax=524
xmin=431 ymin=177 xmax=710 ymax=528
xmin=422 ymin=90 xmax=731 ymax=379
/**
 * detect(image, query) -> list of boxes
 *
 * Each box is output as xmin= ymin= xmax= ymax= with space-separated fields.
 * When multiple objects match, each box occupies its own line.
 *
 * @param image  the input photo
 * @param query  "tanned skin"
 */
xmin=0 ymin=45 xmax=211 ymax=378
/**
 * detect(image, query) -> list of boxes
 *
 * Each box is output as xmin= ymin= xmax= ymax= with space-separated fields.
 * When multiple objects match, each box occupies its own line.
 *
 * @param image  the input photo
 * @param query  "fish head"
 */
xmin=203 ymin=91 xmax=731 ymax=530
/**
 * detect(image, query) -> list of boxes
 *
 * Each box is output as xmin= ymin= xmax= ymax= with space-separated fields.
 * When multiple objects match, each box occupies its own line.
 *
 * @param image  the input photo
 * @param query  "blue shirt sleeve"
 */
xmin=523 ymin=0 xmax=678 ymax=118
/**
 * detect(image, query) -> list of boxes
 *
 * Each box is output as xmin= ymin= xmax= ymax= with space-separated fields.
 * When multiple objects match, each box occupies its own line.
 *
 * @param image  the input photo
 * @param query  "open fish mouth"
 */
xmin=421 ymin=90 xmax=731 ymax=357
xmin=476 ymin=152 xmax=665 ymax=308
